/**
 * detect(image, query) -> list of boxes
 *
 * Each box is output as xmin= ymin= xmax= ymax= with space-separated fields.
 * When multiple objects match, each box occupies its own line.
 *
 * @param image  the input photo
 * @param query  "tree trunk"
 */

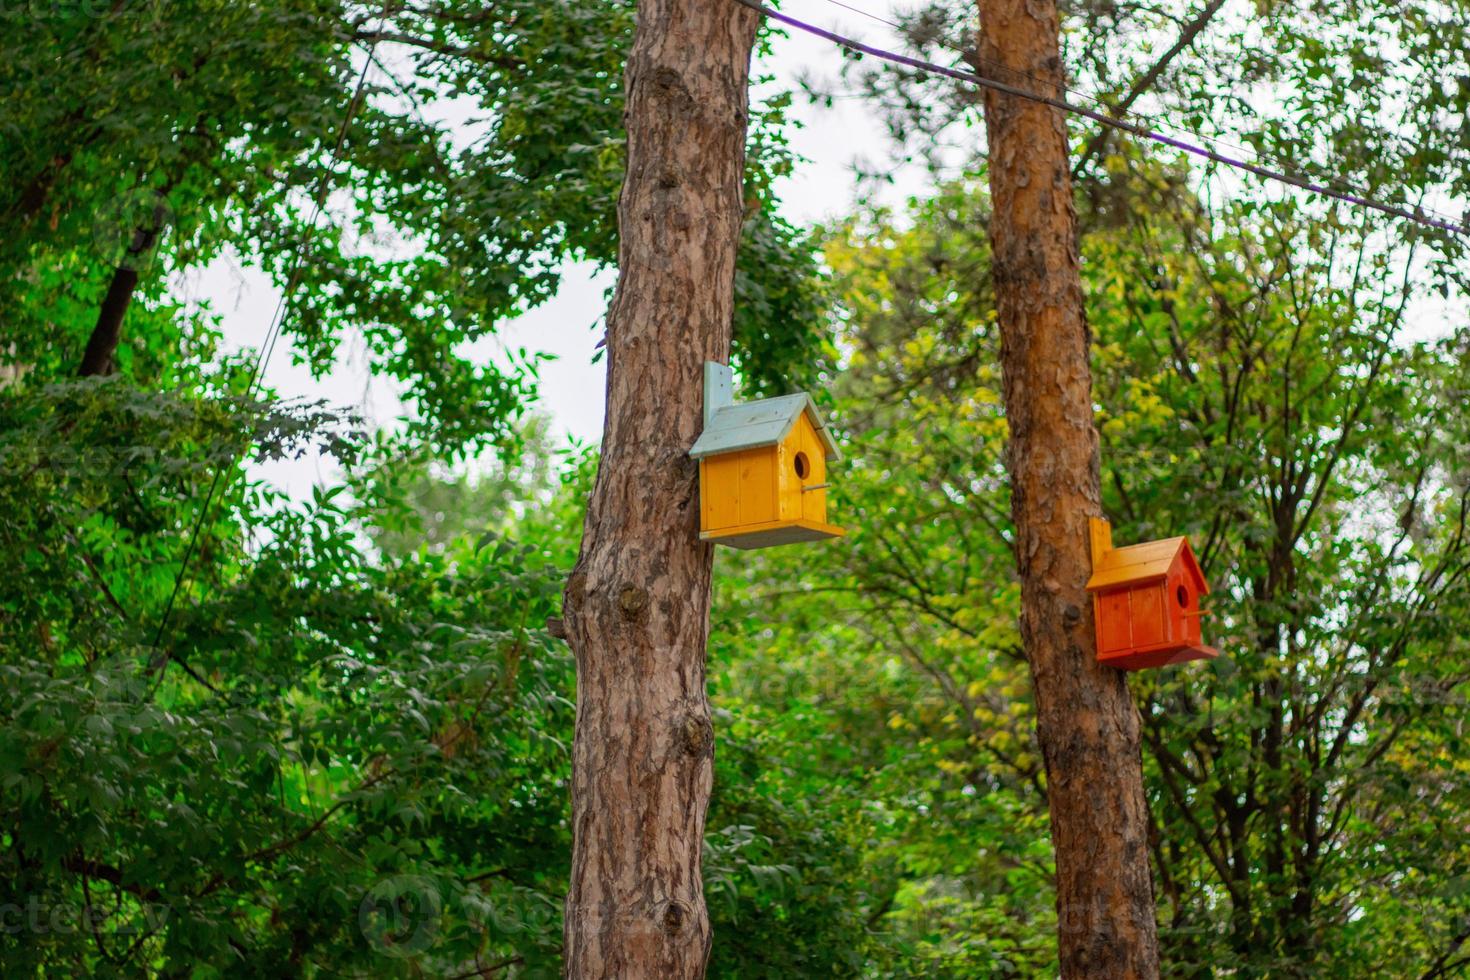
xmin=78 ymin=221 xmax=162 ymax=377
xmin=79 ymin=266 xmax=141 ymax=377
xmin=559 ymin=1 xmax=758 ymax=976
xmin=974 ymin=1 xmax=1161 ymax=976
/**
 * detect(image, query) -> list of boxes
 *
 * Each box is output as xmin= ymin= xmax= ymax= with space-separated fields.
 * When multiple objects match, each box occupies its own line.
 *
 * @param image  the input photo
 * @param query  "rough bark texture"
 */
xmin=975 ymin=1 xmax=1162 ymax=976
xmin=560 ymin=1 xmax=758 ymax=977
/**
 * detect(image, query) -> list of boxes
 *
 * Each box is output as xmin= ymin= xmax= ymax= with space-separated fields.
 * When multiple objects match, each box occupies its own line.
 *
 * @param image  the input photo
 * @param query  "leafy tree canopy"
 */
xmin=0 ymin=0 xmax=828 ymax=452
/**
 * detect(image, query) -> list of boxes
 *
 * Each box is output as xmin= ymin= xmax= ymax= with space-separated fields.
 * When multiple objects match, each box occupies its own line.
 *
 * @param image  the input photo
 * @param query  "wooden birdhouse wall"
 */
xmin=777 ymin=412 xmax=828 ymax=524
xmin=1097 ymin=587 xmax=1160 ymax=655
xmin=1095 ymin=552 xmax=1201 ymax=657
xmin=700 ymin=447 xmax=776 ymax=533
xmin=1168 ymin=562 xmax=1204 ymax=646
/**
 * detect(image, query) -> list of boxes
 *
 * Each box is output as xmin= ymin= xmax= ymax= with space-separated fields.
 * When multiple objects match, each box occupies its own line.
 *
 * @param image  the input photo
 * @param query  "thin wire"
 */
xmin=818 ymin=0 xmax=1115 ymax=115
xmin=816 ymin=0 xmax=1263 ymax=166
xmin=738 ymin=0 xmax=1470 ymax=237
xmin=150 ymin=1 xmax=393 ymax=656
xmin=810 ymin=0 xmax=1468 ymax=228
xmin=811 ymin=0 xmax=1468 ymax=227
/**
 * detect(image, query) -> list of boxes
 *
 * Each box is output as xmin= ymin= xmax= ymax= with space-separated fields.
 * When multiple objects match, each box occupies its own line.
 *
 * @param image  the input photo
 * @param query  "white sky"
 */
xmin=196 ymin=0 xmax=914 ymax=499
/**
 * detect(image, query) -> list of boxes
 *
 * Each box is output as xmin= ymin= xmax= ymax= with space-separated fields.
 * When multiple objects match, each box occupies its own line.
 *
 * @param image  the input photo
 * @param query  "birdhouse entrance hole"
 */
xmin=1176 ymin=585 xmax=1189 ymax=608
xmin=794 ymin=452 xmax=810 ymax=480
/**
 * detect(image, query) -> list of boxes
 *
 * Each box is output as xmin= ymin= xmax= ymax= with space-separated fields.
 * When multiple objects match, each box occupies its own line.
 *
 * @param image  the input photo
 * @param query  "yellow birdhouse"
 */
xmin=689 ymin=362 xmax=845 ymax=549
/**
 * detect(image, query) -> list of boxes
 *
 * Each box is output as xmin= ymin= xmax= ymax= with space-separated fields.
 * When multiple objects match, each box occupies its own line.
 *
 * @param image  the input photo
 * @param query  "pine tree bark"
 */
xmin=559 ymin=1 xmax=758 ymax=976
xmin=974 ymin=1 xmax=1162 ymax=976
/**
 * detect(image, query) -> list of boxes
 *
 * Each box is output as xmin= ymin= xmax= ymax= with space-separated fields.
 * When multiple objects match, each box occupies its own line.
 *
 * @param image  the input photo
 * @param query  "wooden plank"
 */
xmin=1131 ymin=586 xmax=1165 ymax=647
xmin=738 ymin=447 xmax=776 ymax=525
xmin=704 ymin=455 xmax=740 ymax=530
xmin=1098 ymin=591 xmax=1131 ymax=653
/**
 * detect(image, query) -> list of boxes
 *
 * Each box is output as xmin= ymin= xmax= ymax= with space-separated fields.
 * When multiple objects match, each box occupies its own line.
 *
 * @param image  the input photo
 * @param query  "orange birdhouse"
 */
xmin=1085 ymin=518 xmax=1217 ymax=671
xmin=689 ymin=362 xmax=845 ymax=549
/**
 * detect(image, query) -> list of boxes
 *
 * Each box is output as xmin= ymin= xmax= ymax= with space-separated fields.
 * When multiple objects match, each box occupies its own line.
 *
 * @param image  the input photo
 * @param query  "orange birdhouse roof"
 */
xmin=1086 ymin=535 xmax=1208 ymax=595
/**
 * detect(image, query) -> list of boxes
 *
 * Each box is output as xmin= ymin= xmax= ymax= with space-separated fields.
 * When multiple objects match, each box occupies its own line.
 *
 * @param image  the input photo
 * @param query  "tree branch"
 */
xmin=1073 ymin=0 xmax=1229 ymax=176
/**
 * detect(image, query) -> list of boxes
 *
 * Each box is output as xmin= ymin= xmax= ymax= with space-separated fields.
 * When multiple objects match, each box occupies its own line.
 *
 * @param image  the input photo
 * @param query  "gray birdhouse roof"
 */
xmin=689 ymin=392 xmax=841 ymax=461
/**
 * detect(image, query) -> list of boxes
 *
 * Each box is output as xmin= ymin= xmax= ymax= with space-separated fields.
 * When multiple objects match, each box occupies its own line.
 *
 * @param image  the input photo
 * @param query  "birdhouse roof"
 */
xmin=689 ymin=392 xmax=841 ymax=461
xmin=1086 ymin=536 xmax=1209 ymax=595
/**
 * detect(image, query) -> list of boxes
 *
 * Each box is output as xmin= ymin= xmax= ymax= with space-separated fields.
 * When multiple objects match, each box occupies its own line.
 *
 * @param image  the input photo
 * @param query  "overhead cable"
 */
xmin=736 ymin=0 xmax=1470 ymax=237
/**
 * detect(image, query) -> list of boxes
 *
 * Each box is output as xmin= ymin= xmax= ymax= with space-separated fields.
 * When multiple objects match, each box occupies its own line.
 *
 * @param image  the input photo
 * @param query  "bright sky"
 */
xmin=193 ymin=0 xmax=916 ymax=499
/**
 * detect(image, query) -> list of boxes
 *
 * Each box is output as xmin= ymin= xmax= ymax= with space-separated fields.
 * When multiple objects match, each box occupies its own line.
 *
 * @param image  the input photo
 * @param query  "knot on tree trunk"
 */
xmin=661 ymin=900 xmax=690 ymax=936
xmin=648 ymin=65 xmax=697 ymax=119
xmin=677 ymin=713 xmax=713 ymax=758
xmin=617 ymin=583 xmax=650 ymax=621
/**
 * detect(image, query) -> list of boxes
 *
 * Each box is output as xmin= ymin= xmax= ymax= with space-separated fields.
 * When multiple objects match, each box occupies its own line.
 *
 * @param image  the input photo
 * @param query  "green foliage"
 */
xmin=0 ymin=13 xmax=837 ymax=964
xmin=0 ymin=379 xmax=575 ymax=975
xmin=353 ymin=417 xmax=565 ymax=561
xmin=0 ymin=0 xmax=828 ymax=453
xmin=841 ymin=0 xmax=1469 ymax=294
xmin=0 ymin=378 xmax=884 ymax=974
xmin=1085 ymin=174 xmax=1470 ymax=976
